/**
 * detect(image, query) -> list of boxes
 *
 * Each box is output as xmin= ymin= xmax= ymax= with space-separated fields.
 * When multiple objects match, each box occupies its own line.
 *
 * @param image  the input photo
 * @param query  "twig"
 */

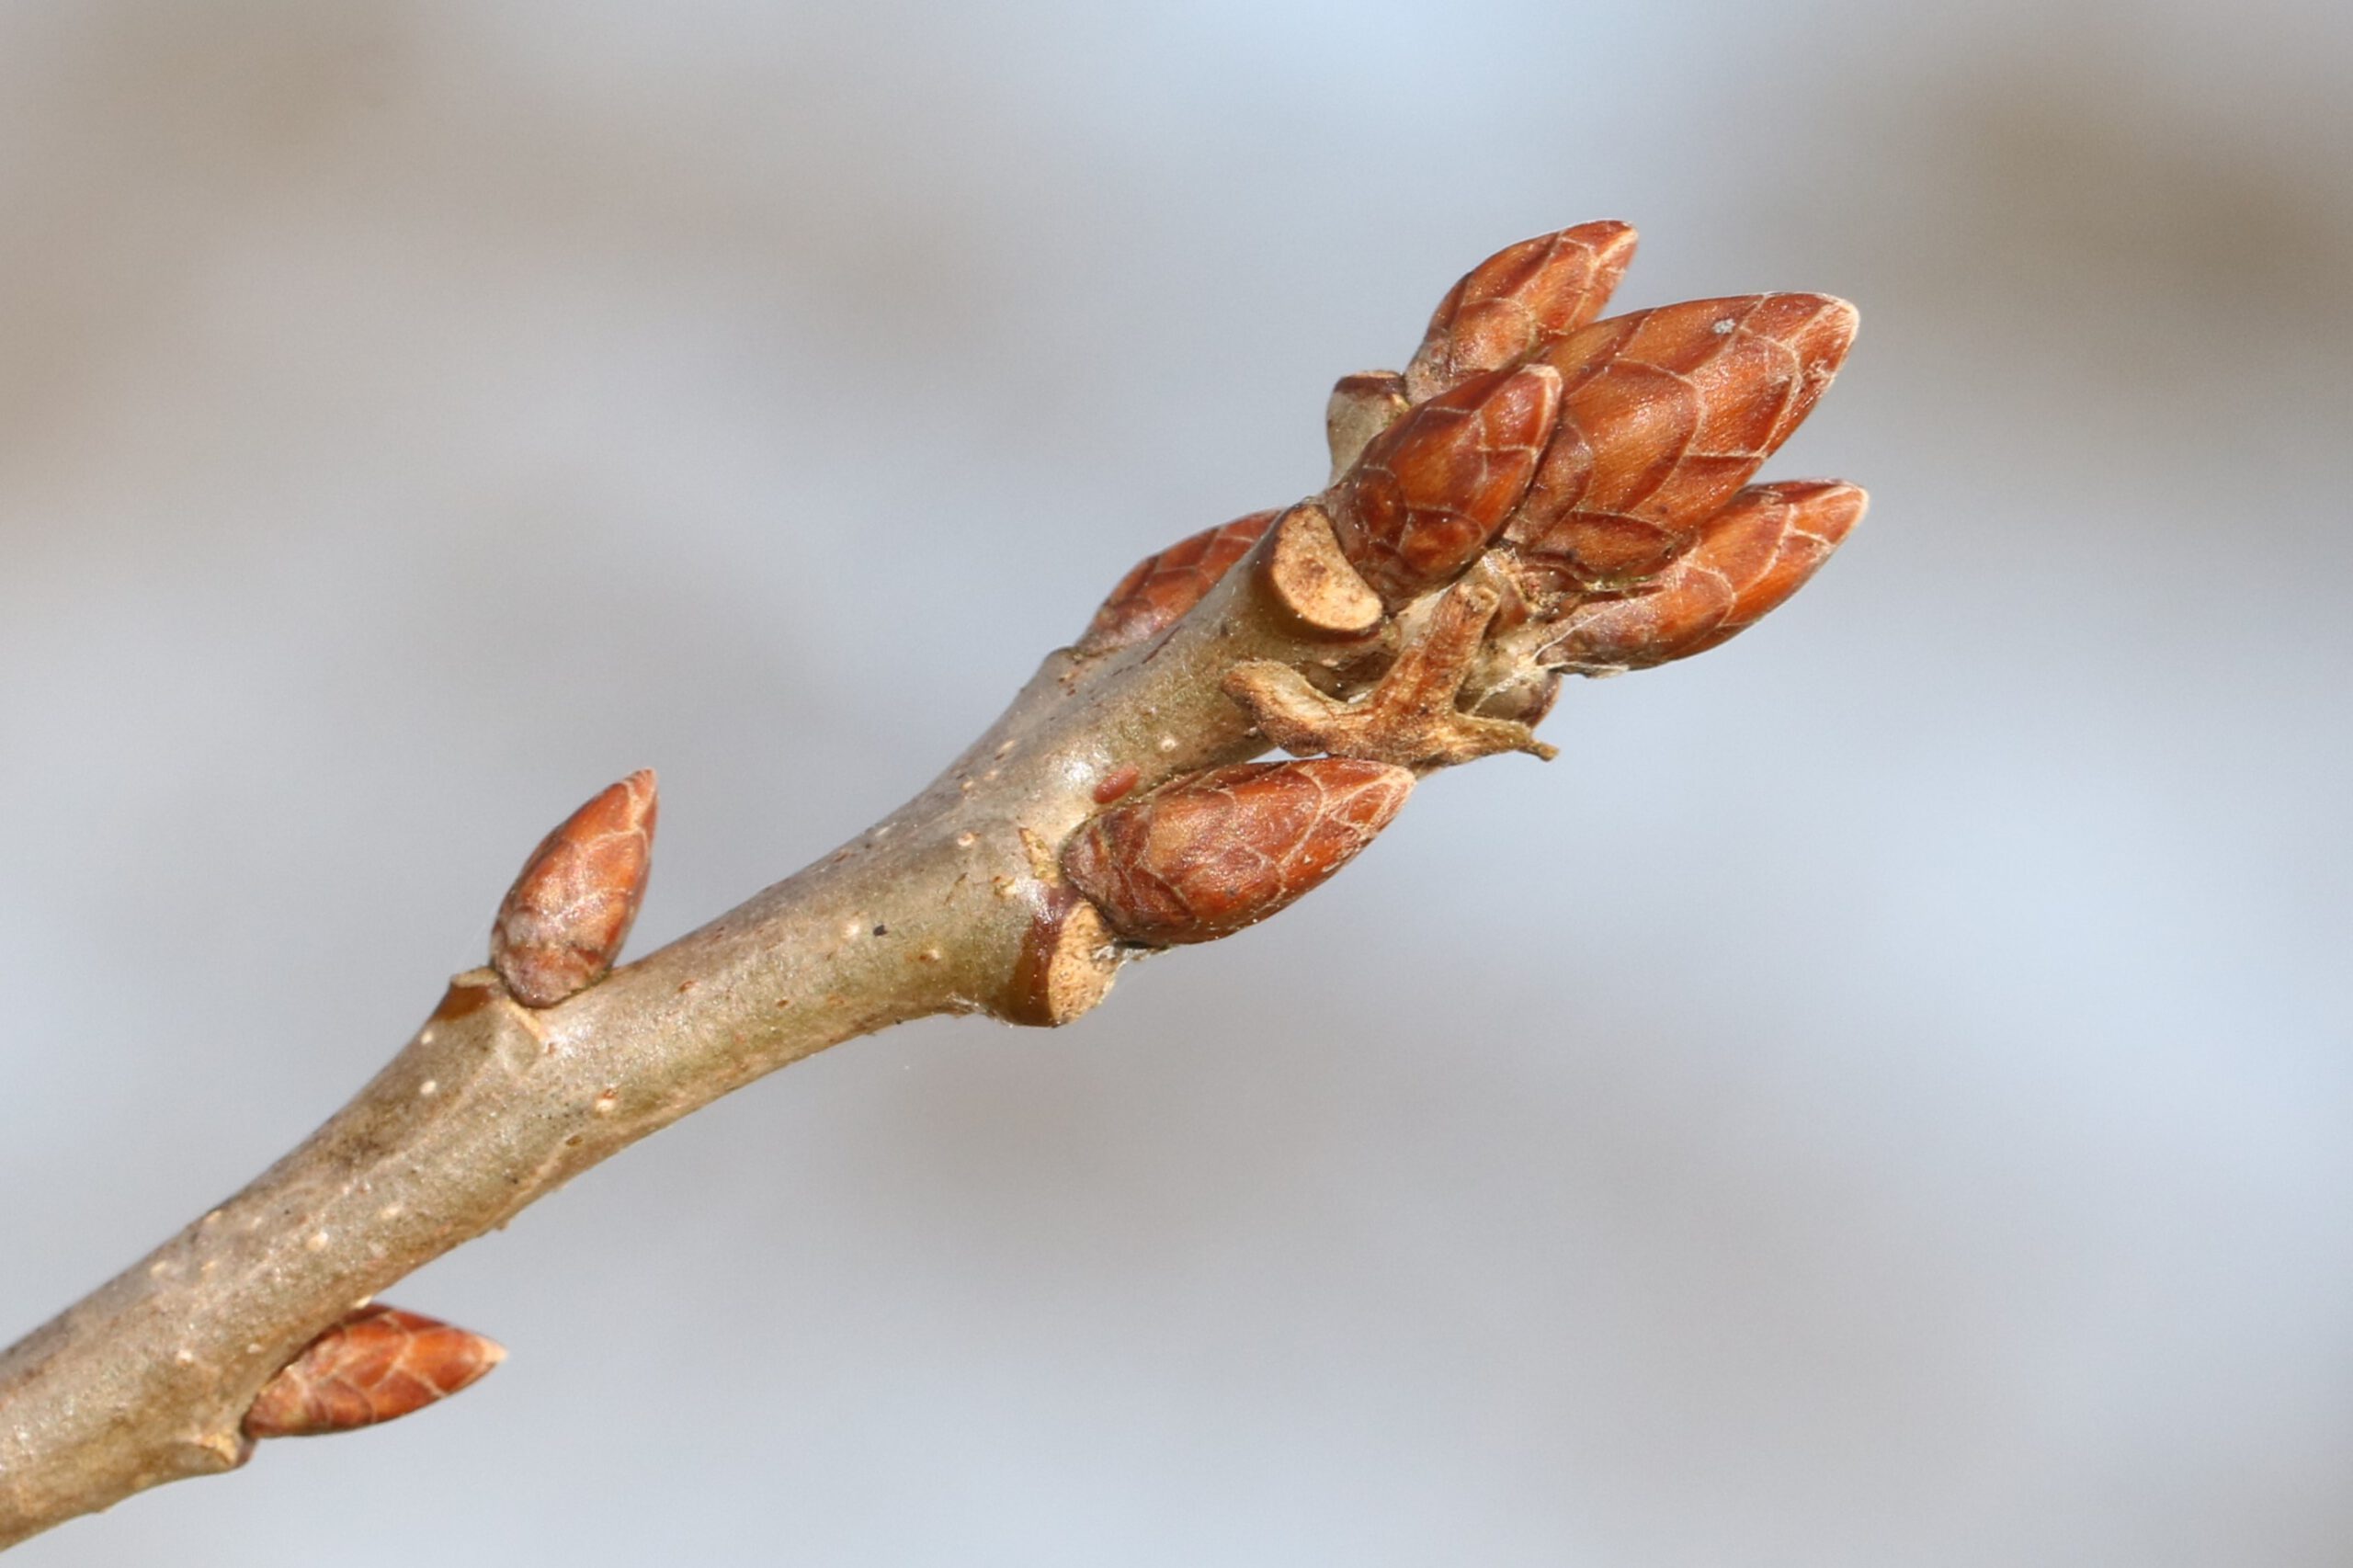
xmin=0 ymin=221 xmax=1861 ymax=1549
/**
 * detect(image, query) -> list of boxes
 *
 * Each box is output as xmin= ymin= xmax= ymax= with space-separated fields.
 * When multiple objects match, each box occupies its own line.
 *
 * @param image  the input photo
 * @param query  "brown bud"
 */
xmin=1504 ymin=293 xmax=1858 ymax=590
xmin=1536 ymin=480 xmax=1866 ymax=671
xmin=492 ymin=769 xmax=658 ymax=1008
xmin=1075 ymin=512 xmax=1278 ymax=656
xmin=1404 ymin=220 xmax=1638 ymax=402
xmin=1062 ymin=759 xmax=1413 ymax=946
xmin=1327 ymin=361 xmax=1563 ymax=608
xmin=244 ymin=1305 xmax=505 ymax=1438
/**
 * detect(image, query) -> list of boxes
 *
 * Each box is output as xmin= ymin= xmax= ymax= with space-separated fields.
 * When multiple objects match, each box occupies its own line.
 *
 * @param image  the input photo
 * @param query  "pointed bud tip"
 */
xmin=597 ymin=769 xmax=660 ymax=830
xmin=1772 ymin=478 xmax=1868 ymax=536
xmin=1558 ymin=217 xmax=1638 ymax=256
xmin=1408 ymin=222 xmax=1643 ymax=401
xmin=1772 ymin=293 xmax=1859 ymax=369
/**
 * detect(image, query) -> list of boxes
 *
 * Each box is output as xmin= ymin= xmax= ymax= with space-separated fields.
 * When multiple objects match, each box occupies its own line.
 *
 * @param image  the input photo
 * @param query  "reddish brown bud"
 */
xmin=1404 ymin=221 xmax=1639 ymax=402
xmin=491 ymin=770 xmax=658 ymax=1008
xmin=1062 ymin=758 xmax=1413 ymax=946
xmin=1504 ymin=293 xmax=1858 ymax=590
xmin=1536 ymin=480 xmax=1866 ymax=671
xmin=244 ymin=1305 xmax=505 ymax=1438
xmin=1328 ymin=362 xmax=1562 ymax=608
xmin=1075 ymin=512 xmax=1278 ymax=656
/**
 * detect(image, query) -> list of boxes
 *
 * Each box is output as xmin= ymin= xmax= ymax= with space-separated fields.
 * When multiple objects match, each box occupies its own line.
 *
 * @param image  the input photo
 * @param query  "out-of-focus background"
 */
xmin=4 ymin=1 xmax=2347 ymax=1562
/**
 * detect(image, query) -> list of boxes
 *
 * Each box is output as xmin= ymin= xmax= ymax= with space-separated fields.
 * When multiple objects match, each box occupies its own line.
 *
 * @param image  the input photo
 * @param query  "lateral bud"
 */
xmin=1404 ymin=220 xmax=1639 ymax=402
xmin=1075 ymin=512 xmax=1277 ymax=656
xmin=1327 ymin=361 xmax=1563 ymax=609
xmin=1536 ymin=481 xmax=1867 ymax=672
xmin=491 ymin=769 xmax=658 ymax=1008
xmin=244 ymin=1305 xmax=505 ymax=1438
xmin=1061 ymin=758 xmax=1414 ymax=947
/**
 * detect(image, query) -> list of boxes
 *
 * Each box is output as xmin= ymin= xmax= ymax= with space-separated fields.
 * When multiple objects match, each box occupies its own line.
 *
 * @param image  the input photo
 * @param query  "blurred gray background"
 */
xmin=3 ymin=1 xmax=2347 ymax=1563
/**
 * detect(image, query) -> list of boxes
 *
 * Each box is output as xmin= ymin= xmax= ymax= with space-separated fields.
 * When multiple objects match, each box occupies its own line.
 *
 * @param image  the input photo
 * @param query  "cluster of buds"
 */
xmin=1326 ymin=220 xmax=1863 ymax=633
xmin=1059 ymin=221 xmax=1861 ymax=951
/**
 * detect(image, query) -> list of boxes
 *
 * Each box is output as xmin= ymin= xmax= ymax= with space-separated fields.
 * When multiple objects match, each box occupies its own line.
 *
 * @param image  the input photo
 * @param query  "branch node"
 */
xmin=1223 ymin=584 xmax=1555 ymax=767
xmin=1006 ymin=886 xmax=1120 ymax=1027
xmin=1256 ymin=503 xmax=1384 ymax=641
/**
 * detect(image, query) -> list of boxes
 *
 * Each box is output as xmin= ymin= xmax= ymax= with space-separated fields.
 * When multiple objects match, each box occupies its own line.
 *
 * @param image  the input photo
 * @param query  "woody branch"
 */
xmin=0 ymin=222 xmax=1861 ymax=1549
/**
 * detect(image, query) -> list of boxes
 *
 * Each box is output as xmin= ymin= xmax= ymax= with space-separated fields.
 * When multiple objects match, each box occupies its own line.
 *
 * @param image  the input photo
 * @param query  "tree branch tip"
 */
xmin=0 ymin=219 xmax=1866 ymax=1551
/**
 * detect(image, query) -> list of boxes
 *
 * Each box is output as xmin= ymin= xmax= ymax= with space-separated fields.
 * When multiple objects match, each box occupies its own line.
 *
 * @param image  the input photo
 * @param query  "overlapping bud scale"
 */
xmin=491 ymin=771 xmax=659 ymax=1008
xmin=1502 ymin=292 xmax=1859 ymax=593
xmin=244 ymin=1305 xmax=505 ymax=1439
xmin=1404 ymin=219 xmax=1637 ymax=402
xmin=1076 ymin=511 xmax=1278 ymax=656
xmin=1325 ymin=362 xmax=1563 ymax=609
xmin=1062 ymin=759 xmax=1412 ymax=947
xmin=1043 ymin=225 xmax=1865 ymax=969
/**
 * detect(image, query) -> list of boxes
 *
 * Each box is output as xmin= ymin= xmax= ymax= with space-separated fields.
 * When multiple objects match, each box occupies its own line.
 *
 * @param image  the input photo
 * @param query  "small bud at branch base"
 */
xmin=1076 ymin=513 xmax=1277 ymax=656
xmin=244 ymin=1306 xmax=505 ymax=1438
